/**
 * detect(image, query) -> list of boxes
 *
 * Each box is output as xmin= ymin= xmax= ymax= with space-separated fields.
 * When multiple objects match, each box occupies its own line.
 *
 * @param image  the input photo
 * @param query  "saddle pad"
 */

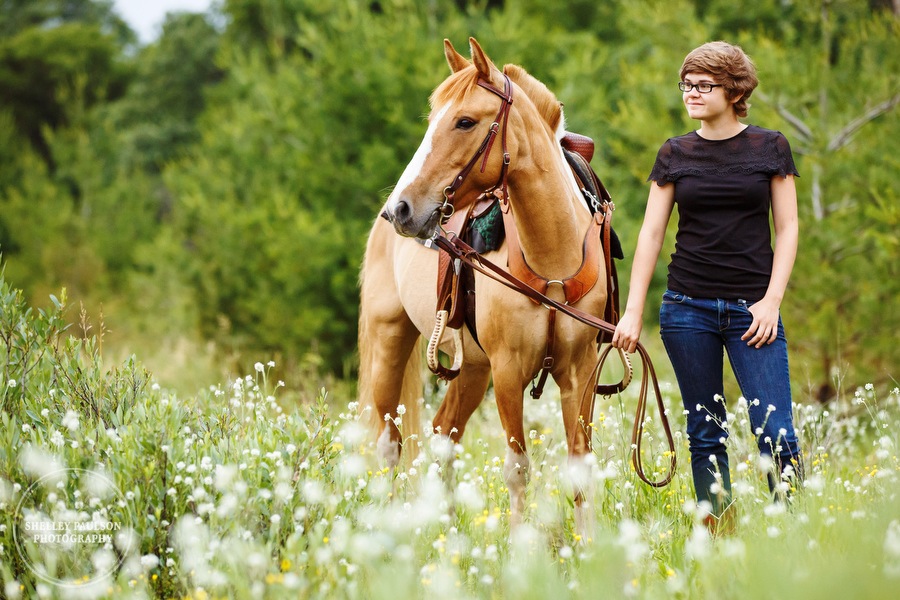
xmin=467 ymin=200 xmax=504 ymax=253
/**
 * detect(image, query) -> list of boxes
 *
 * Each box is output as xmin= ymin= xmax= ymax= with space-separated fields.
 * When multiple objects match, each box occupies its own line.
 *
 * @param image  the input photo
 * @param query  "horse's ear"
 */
xmin=444 ymin=39 xmax=469 ymax=73
xmin=468 ymin=37 xmax=497 ymax=82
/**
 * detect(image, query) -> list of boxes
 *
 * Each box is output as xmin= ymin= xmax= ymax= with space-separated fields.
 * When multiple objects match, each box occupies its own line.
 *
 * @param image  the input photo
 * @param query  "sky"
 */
xmin=113 ymin=0 xmax=214 ymax=44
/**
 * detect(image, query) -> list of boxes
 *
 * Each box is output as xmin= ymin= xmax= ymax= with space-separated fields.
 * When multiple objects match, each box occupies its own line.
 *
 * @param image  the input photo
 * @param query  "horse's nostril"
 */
xmin=394 ymin=200 xmax=412 ymax=224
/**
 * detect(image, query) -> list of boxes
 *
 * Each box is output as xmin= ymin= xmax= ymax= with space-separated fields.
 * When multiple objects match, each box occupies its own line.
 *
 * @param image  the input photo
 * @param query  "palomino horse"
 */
xmin=359 ymin=38 xmax=610 ymax=533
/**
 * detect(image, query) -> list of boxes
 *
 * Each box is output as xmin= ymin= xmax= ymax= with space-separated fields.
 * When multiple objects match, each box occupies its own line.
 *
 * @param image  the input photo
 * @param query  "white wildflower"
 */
xmin=50 ymin=430 xmax=65 ymax=447
xmin=4 ymin=581 xmax=21 ymax=600
xmin=19 ymin=446 xmax=65 ymax=482
xmin=884 ymin=521 xmax=900 ymax=578
xmin=141 ymin=554 xmax=160 ymax=569
xmin=685 ymin=524 xmax=710 ymax=560
xmin=617 ymin=519 xmax=649 ymax=563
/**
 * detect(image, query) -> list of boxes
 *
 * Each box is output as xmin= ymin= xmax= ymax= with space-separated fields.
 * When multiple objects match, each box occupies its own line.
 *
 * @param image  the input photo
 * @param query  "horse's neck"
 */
xmin=508 ymin=154 xmax=589 ymax=278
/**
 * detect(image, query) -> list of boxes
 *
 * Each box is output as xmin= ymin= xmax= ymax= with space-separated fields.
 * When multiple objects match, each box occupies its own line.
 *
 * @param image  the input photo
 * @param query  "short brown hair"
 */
xmin=680 ymin=41 xmax=758 ymax=118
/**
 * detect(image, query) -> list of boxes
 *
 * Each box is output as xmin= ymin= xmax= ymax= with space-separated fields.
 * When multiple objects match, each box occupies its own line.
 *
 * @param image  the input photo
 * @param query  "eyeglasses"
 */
xmin=678 ymin=82 xmax=724 ymax=93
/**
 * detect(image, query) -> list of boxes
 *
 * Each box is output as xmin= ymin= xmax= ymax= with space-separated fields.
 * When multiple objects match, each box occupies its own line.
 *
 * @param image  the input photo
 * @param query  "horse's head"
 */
xmin=384 ymin=38 xmax=563 ymax=239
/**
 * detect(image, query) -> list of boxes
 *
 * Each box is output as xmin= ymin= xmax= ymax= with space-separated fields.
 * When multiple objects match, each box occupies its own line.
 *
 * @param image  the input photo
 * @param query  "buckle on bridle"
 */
xmin=439 ymin=186 xmax=455 ymax=224
xmin=439 ymin=201 xmax=455 ymax=224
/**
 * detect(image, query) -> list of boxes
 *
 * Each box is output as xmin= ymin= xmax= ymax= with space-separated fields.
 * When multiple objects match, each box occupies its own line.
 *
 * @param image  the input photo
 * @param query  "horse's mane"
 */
xmin=503 ymin=64 xmax=563 ymax=134
xmin=429 ymin=63 xmax=563 ymax=135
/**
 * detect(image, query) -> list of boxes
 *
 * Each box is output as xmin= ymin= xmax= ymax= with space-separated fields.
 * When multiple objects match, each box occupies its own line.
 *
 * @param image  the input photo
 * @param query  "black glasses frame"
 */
xmin=678 ymin=82 xmax=724 ymax=93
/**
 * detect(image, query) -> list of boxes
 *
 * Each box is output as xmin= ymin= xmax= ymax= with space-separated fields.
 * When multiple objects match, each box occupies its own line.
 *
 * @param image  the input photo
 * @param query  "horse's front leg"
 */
xmin=556 ymin=341 xmax=601 ymax=540
xmin=490 ymin=365 xmax=530 ymax=531
xmin=431 ymin=360 xmax=491 ymax=488
xmin=359 ymin=297 xmax=420 ymax=477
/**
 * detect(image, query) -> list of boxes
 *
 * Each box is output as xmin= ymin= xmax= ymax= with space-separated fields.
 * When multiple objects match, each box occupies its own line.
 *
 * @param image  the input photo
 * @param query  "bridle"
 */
xmin=437 ymin=74 xmax=514 ymax=223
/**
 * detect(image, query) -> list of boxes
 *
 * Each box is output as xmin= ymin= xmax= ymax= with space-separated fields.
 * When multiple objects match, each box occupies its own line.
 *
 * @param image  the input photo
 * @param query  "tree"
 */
xmin=0 ymin=22 xmax=128 ymax=171
xmin=0 ymin=0 xmax=133 ymax=42
xmin=745 ymin=0 xmax=900 ymax=396
xmin=102 ymin=12 xmax=224 ymax=174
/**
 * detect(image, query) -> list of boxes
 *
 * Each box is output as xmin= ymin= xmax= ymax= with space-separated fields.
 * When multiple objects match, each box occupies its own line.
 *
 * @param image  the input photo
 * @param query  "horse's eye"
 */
xmin=455 ymin=118 xmax=476 ymax=130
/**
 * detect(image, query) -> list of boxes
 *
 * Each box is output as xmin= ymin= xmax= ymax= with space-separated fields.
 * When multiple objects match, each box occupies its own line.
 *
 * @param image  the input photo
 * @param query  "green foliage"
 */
xmin=0 ymin=268 xmax=149 ymax=433
xmin=0 ymin=20 xmax=129 ymax=169
xmin=150 ymin=1 xmax=472 ymax=372
xmin=0 ymin=272 xmax=68 ymax=418
xmin=0 ymin=0 xmax=133 ymax=43
xmin=102 ymin=12 xmax=223 ymax=172
xmin=0 ymin=149 xmax=106 ymax=301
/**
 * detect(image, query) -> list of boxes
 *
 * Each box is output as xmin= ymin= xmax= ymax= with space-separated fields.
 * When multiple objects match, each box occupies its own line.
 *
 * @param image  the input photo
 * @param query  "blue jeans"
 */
xmin=659 ymin=290 xmax=802 ymax=514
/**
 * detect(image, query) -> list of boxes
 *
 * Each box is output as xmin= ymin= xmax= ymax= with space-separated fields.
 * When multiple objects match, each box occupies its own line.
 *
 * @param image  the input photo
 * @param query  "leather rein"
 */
xmin=428 ymin=74 xmax=676 ymax=488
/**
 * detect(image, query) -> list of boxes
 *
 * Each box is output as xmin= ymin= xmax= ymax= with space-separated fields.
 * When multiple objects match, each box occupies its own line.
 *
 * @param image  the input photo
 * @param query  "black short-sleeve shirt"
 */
xmin=648 ymin=125 xmax=799 ymax=301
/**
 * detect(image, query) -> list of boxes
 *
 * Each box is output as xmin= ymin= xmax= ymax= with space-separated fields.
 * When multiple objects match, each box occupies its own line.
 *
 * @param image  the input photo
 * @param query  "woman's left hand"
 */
xmin=741 ymin=297 xmax=781 ymax=348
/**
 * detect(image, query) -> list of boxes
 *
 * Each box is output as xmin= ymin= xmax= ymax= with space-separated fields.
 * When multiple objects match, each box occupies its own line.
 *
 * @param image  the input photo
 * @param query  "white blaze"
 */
xmin=387 ymin=102 xmax=453 ymax=209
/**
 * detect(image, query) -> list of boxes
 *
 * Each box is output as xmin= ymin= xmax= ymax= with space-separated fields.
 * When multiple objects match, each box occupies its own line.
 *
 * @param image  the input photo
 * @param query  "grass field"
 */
xmin=1 ymin=276 xmax=899 ymax=599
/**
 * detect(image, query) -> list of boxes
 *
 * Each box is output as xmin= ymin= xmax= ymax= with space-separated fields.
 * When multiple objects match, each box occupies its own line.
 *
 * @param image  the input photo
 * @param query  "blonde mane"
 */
xmin=503 ymin=64 xmax=563 ymax=134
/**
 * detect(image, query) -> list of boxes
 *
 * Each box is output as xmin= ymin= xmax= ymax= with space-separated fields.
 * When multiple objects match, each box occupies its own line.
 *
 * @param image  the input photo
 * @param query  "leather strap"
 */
xmin=530 ymin=307 xmax=556 ymax=399
xmin=501 ymin=208 xmax=604 ymax=306
xmin=594 ymin=343 xmax=633 ymax=396
xmin=563 ymin=148 xmax=620 ymax=337
xmin=426 ymin=310 xmax=464 ymax=380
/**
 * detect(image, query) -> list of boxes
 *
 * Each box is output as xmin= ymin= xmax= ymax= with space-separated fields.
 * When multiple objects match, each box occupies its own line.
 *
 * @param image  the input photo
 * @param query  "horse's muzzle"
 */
xmin=386 ymin=201 xmax=442 ymax=239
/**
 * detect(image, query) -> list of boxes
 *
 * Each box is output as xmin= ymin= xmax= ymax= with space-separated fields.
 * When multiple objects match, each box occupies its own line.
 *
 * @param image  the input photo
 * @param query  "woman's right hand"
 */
xmin=611 ymin=311 xmax=643 ymax=354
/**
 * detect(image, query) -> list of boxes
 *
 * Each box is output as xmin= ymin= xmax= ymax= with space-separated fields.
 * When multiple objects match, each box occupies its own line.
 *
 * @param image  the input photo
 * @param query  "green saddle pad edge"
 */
xmin=468 ymin=201 xmax=505 ymax=253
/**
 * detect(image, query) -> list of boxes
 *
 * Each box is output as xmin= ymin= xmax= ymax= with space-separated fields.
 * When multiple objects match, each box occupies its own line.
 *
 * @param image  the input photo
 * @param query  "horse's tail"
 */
xmin=399 ymin=339 xmax=424 ymax=460
xmin=357 ymin=280 xmax=381 ymax=442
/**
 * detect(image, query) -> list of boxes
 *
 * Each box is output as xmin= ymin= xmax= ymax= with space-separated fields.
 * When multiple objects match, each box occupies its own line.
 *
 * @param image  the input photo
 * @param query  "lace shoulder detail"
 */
xmin=648 ymin=126 xmax=799 ymax=184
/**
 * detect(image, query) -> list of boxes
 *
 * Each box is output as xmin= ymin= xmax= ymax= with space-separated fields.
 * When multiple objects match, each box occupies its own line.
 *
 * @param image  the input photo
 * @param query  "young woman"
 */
xmin=611 ymin=41 xmax=803 ymax=527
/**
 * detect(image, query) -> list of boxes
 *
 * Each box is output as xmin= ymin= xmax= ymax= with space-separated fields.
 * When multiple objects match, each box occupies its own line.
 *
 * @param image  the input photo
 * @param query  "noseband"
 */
xmin=438 ymin=74 xmax=514 ymax=224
